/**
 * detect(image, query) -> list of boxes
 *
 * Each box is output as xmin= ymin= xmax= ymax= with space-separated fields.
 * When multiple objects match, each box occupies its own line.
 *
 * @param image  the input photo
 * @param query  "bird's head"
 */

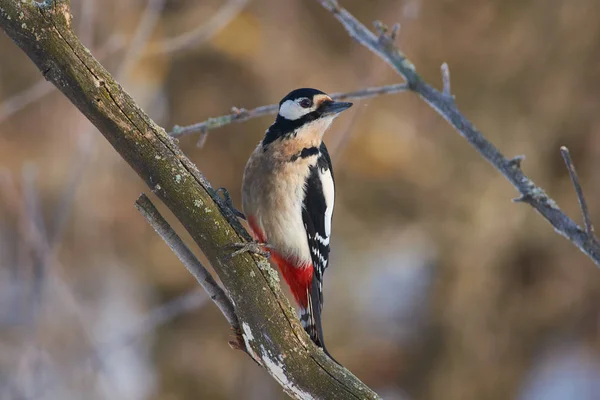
xmin=277 ymin=88 xmax=353 ymax=122
xmin=263 ymin=88 xmax=352 ymax=147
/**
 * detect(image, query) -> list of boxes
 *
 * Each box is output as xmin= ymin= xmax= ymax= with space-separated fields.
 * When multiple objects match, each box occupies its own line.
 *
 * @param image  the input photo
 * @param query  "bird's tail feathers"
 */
xmin=299 ymin=282 xmax=338 ymax=363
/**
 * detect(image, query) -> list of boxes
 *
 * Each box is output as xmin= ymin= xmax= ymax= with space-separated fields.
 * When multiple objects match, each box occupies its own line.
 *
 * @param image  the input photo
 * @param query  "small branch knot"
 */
xmin=507 ymin=155 xmax=526 ymax=169
xmin=390 ymin=23 xmax=401 ymax=40
xmin=231 ymin=106 xmax=246 ymax=115
xmin=374 ymin=20 xmax=399 ymax=47
xmin=196 ymin=131 xmax=209 ymax=148
xmin=512 ymin=194 xmax=533 ymax=204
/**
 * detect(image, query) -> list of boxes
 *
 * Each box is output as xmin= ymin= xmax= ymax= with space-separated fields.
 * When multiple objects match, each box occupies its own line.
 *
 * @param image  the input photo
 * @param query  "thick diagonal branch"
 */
xmin=0 ymin=1 xmax=378 ymax=399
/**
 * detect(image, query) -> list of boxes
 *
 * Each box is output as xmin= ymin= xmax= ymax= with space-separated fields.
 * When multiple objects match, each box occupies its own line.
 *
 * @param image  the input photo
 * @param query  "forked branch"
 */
xmin=315 ymin=0 xmax=600 ymax=266
xmin=560 ymin=147 xmax=596 ymax=240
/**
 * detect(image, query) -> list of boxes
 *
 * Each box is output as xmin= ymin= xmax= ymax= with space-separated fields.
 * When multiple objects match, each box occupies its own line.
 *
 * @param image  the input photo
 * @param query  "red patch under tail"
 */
xmin=246 ymin=215 xmax=330 ymax=354
xmin=271 ymin=253 xmax=313 ymax=308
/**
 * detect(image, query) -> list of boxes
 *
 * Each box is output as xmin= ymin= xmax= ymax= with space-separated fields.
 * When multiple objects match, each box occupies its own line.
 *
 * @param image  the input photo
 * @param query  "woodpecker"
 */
xmin=240 ymin=88 xmax=352 ymax=354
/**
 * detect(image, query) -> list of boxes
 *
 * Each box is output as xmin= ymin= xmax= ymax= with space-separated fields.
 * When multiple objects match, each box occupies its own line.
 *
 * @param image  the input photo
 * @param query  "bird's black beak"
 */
xmin=319 ymin=100 xmax=353 ymax=116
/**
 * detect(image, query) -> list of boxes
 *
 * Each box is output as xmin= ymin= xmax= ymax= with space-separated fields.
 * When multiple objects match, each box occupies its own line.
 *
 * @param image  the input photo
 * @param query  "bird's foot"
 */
xmin=227 ymin=241 xmax=271 ymax=259
xmin=217 ymin=187 xmax=246 ymax=220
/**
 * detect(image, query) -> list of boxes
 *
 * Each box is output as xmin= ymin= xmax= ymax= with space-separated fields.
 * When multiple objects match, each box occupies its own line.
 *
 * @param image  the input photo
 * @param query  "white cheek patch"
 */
xmin=279 ymin=99 xmax=310 ymax=120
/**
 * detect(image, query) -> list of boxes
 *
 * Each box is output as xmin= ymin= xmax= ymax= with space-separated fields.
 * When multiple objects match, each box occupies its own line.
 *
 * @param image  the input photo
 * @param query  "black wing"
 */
xmin=301 ymin=142 xmax=335 ymax=350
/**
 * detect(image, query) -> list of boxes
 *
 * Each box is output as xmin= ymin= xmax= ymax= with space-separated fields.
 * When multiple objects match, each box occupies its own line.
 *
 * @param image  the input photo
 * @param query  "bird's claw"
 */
xmin=227 ymin=241 xmax=271 ymax=259
xmin=217 ymin=187 xmax=246 ymax=220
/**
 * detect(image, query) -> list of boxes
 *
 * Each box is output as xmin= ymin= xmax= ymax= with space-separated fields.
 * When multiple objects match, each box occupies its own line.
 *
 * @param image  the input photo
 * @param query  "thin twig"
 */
xmin=9 ymin=288 xmax=209 ymax=399
xmin=316 ymin=0 xmax=600 ymax=266
xmin=135 ymin=194 xmax=240 ymax=332
xmin=170 ymin=83 xmax=409 ymax=138
xmin=560 ymin=146 xmax=595 ymax=239
xmin=144 ymin=0 xmax=248 ymax=56
xmin=440 ymin=62 xmax=452 ymax=98
xmin=21 ymin=165 xmax=49 ymax=312
xmin=0 ymin=80 xmax=53 ymax=123
xmin=78 ymin=0 xmax=95 ymax=46
xmin=48 ymin=131 xmax=94 ymax=246
xmin=52 ymin=0 xmax=166 ymax=244
xmin=14 ymin=165 xmax=117 ymax=397
xmin=0 ymin=0 xmax=242 ymax=126
xmin=116 ymin=0 xmax=167 ymax=78
xmin=329 ymin=49 xmax=390 ymax=159
xmin=0 ymin=35 xmax=124 ymax=124
xmin=0 ymin=0 xmax=164 ymax=124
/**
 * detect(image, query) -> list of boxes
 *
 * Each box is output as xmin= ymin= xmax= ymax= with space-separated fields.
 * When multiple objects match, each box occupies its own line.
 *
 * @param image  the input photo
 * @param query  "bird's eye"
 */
xmin=299 ymin=98 xmax=312 ymax=108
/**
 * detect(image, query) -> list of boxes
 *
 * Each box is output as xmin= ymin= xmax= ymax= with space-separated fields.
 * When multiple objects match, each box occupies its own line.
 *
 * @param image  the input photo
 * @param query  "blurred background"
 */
xmin=2 ymin=0 xmax=600 ymax=399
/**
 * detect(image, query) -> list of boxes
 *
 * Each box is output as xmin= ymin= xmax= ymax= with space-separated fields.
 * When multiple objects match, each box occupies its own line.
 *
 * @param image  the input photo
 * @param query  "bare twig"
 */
xmin=11 ymin=165 xmax=117 ymax=397
xmin=0 ymin=0 xmax=242 ymax=126
xmin=316 ymin=0 xmax=600 ymax=266
xmin=440 ymin=62 xmax=452 ymax=98
xmin=117 ymin=0 xmax=167 ymax=77
xmin=0 ymin=80 xmax=54 ymax=123
xmin=0 ymin=0 xmax=166 ymax=125
xmin=144 ymin=0 xmax=249 ymax=56
xmin=329 ymin=52 xmax=390 ymax=159
xmin=170 ymin=83 xmax=409 ymax=138
xmin=560 ymin=146 xmax=595 ymax=240
xmin=48 ymin=132 xmax=94 ymax=245
xmin=390 ymin=23 xmax=400 ymax=40
xmin=78 ymin=0 xmax=95 ymax=46
xmin=101 ymin=289 xmax=208 ymax=352
xmin=21 ymin=165 xmax=49 ymax=310
xmin=11 ymin=288 xmax=209 ymax=399
xmin=0 ymin=35 xmax=124 ymax=124
xmin=135 ymin=194 xmax=240 ymax=332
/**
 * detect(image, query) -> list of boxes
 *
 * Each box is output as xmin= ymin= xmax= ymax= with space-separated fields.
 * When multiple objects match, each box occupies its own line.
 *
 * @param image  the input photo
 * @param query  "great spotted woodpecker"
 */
xmin=240 ymin=88 xmax=352 ymax=355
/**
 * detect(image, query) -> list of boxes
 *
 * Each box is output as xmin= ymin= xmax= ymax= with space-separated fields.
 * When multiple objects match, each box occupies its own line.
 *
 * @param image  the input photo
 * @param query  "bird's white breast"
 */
xmin=242 ymin=144 xmax=315 ymax=265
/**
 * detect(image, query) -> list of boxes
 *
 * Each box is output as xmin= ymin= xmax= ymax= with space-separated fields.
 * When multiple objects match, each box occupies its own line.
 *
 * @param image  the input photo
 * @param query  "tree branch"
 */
xmin=144 ymin=0 xmax=249 ymax=56
xmin=560 ymin=146 xmax=596 ymax=240
xmin=170 ymin=83 xmax=409 ymax=138
xmin=0 ymin=1 xmax=378 ymax=398
xmin=316 ymin=0 xmax=600 ymax=267
xmin=440 ymin=62 xmax=452 ymax=99
xmin=134 ymin=194 xmax=240 ymax=335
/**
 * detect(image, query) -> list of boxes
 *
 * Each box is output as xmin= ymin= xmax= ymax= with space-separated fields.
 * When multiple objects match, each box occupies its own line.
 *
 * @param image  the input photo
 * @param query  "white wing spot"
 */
xmin=320 ymin=168 xmax=335 ymax=240
xmin=314 ymin=232 xmax=329 ymax=245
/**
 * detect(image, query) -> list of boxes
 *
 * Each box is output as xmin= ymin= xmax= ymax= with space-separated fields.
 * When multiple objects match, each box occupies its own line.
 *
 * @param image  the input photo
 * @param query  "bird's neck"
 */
xmin=262 ymin=117 xmax=333 ymax=150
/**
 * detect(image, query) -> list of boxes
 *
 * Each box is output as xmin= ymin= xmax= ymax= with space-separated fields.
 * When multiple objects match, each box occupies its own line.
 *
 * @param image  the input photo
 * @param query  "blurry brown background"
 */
xmin=2 ymin=0 xmax=600 ymax=399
